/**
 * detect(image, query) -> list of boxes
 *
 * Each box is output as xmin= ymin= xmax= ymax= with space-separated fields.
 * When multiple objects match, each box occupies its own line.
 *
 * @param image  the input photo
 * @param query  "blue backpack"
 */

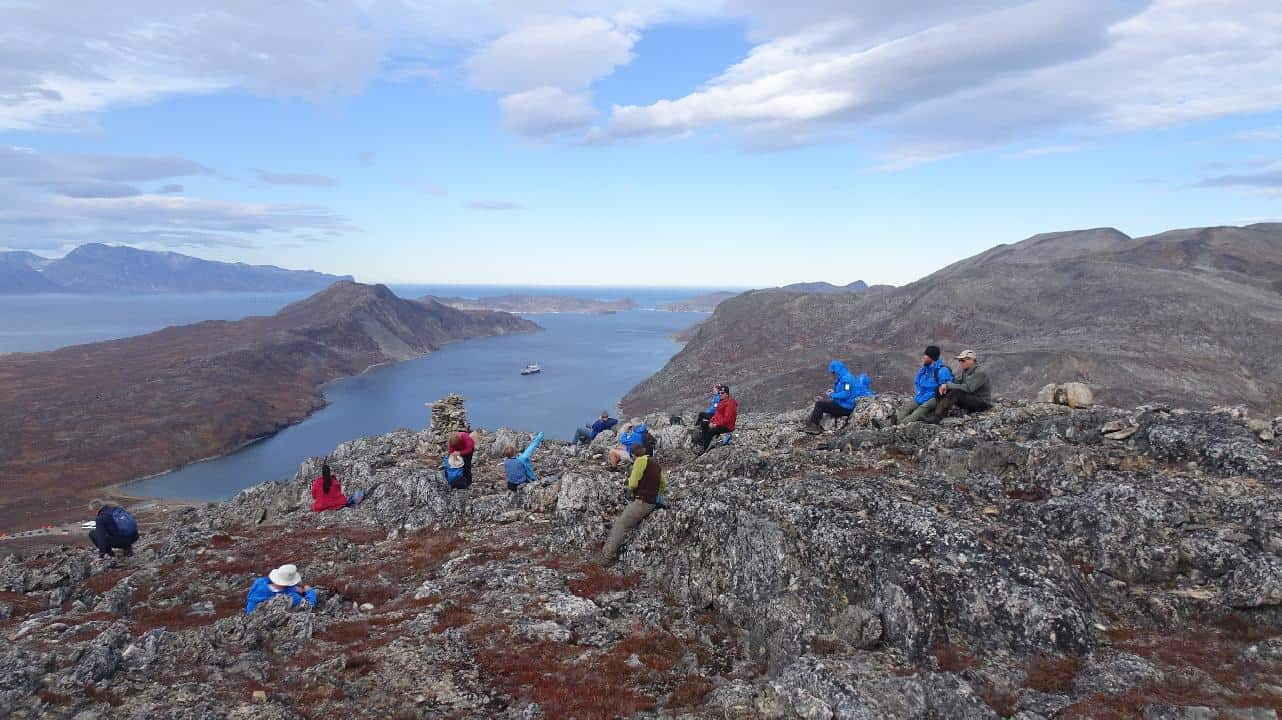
xmin=111 ymin=507 xmax=137 ymax=536
xmin=443 ymin=458 xmax=468 ymax=489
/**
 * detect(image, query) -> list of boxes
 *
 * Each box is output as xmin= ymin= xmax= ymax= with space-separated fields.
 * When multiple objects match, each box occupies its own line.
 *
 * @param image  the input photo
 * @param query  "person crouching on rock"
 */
xmin=608 ymin=420 xmax=648 ymax=468
xmin=87 ymin=499 xmax=139 ymax=558
xmin=573 ymin=411 xmax=618 ymax=445
xmin=245 ymin=564 xmax=317 ymax=614
xmin=503 ymin=432 xmax=545 ymax=491
xmin=894 ymin=345 xmax=954 ymax=424
xmin=447 ymin=431 xmax=475 ymax=484
xmin=923 ymin=350 xmax=993 ymax=423
xmin=311 ymin=463 xmax=364 ymax=511
xmin=695 ymin=384 xmax=723 ymax=433
xmin=443 ymin=451 xmax=470 ymax=490
xmin=599 ymin=443 xmax=667 ymax=563
xmin=695 ymin=385 xmax=738 ymax=454
xmin=802 ymin=360 xmax=874 ymax=434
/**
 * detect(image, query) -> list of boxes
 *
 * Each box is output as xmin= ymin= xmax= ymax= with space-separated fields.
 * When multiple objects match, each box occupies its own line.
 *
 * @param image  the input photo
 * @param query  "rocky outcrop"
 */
xmin=1 ymin=397 xmax=1280 ymax=718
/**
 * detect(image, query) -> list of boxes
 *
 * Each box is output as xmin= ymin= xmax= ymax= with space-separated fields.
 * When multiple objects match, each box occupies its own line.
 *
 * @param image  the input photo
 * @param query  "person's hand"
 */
xmin=938 ymin=385 xmax=948 ymax=395
xmin=825 ymin=389 xmax=833 ymax=396
xmin=299 ymin=584 xmax=311 ymax=593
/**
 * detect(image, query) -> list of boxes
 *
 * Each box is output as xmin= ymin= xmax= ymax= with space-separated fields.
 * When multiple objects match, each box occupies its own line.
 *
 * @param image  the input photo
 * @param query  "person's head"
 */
xmin=629 ymin=443 xmax=649 ymax=459
xmin=718 ymin=384 xmax=731 ymax=398
xmin=922 ymin=345 xmax=941 ymax=366
xmin=599 ymin=410 xmax=610 ymax=421
xmin=502 ymin=444 xmax=517 ymax=459
xmin=268 ymin=564 xmax=302 ymax=588
xmin=321 ymin=462 xmax=333 ymax=493
xmin=828 ymin=360 xmax=845 ymax=376
xmin=447 ymin=451 xmax=464 ymax=468
xmin=447 ymin=432 xmax=466 ymax=452
xmin=88 ymin=498 xmax=105 ymax=512
xmin=955 ymin=349 xmax=978 ymax=370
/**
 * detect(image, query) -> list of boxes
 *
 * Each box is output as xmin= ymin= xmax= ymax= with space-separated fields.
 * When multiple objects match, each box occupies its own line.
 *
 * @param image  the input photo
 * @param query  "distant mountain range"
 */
xmin=624 ymin=223 xmax=1282 ymax=415
xmin=778 ymin=280 xmax=873 ymax=293
xmin=424 ymin=293 xmax=639 ymax=314
xmin=0 ymin=243 xmax=351 ymax=293
xmin=0 ymin=281 xmax=538 ymax=529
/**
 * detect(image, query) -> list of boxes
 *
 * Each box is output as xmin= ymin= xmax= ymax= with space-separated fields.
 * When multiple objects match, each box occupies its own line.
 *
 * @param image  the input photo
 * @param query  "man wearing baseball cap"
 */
xmin=924 ymin=349 xmax=992 ymax=423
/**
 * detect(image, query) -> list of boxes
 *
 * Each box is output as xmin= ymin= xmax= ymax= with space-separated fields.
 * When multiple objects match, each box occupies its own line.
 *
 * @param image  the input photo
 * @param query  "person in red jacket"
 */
xmin=695 ymin=385 xmax=738 ymax=454
xmin=310 ymin=463 xmax=363 ymax=512
xmin=447 ymin=431 xmax=475 ymax=485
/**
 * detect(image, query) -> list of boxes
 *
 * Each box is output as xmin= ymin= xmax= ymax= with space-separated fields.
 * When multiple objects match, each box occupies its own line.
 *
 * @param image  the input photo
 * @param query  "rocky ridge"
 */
xmin=2 ymin=394 xmax=1281 ymax=719
xmin=623 ymin=223 xmax=1282 ymax=416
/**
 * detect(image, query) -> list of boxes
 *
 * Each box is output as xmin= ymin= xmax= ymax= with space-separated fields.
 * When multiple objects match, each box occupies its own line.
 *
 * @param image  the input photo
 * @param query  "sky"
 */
xmin=1 ymin=1 xmax=1281 ymax=287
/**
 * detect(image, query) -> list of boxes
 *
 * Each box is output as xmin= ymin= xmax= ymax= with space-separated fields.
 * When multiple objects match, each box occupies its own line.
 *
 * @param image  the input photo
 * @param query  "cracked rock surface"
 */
xmin=2 ymin=397 xmax=1281 ymax=718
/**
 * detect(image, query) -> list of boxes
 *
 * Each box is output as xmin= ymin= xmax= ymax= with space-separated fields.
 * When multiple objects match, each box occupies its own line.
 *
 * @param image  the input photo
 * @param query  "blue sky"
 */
xmin=1 ymin=1 xmax=1280 ymax=287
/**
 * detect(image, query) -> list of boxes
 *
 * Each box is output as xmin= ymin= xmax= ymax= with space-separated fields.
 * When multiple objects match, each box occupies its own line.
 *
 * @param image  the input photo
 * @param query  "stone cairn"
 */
xmin=418 ymin=393 xmax=469 ymax=459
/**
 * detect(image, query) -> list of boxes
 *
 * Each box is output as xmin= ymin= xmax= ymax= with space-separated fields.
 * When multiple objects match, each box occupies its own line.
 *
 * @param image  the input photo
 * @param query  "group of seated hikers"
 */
xmin=98 ymin=347 xmax=996 ymax=610
xmin=804 ymin=345 xmax=993 ymax=431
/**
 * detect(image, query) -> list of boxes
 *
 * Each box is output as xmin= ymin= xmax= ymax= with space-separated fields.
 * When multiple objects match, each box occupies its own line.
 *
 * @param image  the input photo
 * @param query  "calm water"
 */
xmin=125 ymin=310 xmax=703 ymax=501
xmin=0 ymin=284 xmax=725 ymax=353
xmin=0 ymin=292 xmax=310 ymax=353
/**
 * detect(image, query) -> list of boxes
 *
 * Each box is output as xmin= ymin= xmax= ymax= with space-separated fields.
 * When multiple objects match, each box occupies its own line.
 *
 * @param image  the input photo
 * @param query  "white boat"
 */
xmin=520 ymin=363 xmax=541 ymax=375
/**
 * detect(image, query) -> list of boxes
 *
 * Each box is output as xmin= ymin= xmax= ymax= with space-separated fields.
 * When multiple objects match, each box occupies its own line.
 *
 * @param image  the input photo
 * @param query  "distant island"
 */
xmin=661 ymin=291 xmax=739 ymax=312
xmin=0 ymin=281 xmax=538 ymax=529
xmin=0 ymin=243 xmax=351 ymax=293
xmin=423 ymin=293 xmax=639 ymax=314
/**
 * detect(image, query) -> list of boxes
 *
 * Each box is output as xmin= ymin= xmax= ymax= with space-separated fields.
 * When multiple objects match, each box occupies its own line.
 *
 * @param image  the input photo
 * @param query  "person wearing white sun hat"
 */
xmin=245 ymin=564 xmax=318 ymax=614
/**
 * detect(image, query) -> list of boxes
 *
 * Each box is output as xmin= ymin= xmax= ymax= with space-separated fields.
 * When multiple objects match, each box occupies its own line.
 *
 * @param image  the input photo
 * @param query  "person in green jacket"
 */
xmin=599 ymin=443 xmax=667 ymax=563
xmin=924 ymin=350 xmax=993 ymax=423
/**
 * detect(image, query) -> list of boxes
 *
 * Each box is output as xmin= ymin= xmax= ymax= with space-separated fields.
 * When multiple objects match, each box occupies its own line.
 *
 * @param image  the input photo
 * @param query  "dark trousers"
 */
xmin=697 ymin=424 xmax=731 ymax=451
xmin=934 ymin=391 xmax=992 ymax=417
xmin=89 ymin=528 xmax=137 ymax=557
xmin=696 ymin=411 xmax=713 ymax=430
xmin=808 ymin=399 xmax=852 ymax=426
xmin=462 ymin=451 xmax=473 ymax=484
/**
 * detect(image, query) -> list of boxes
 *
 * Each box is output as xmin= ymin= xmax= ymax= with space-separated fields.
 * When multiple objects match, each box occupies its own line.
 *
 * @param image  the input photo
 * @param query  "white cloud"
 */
xmin=0 ymin=2 xmax=383 ymax=131
xmin=600 ymin=0 xmax=1282 ymax=164
xmin=0 ymin=146 xmax=352 ymax=252
xmin=499 ymin=87 xmax=597 ymax=137
xmin=466 ymin=16 xmax=637 ymax=93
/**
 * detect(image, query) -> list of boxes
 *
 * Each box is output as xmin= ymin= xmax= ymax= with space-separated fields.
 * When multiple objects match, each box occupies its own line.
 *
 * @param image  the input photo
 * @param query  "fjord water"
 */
xmin=125 ymin=309 xmax=704 ymax=501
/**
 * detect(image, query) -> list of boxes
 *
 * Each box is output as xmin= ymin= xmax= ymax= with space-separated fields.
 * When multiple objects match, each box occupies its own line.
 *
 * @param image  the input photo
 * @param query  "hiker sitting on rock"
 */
xmin=573 ymin=411 xmax=618 ymax=445
xmin=895 ymin=346 xmax=954 ymax=424
xmin=311 ymin=463 xmax=364 ymax=511
xmin=245 ymin=564 xmax=317 ymax=614
xmin=695 ymin=384 xmax=723 ymax=433
xmin=503 ymin=432 xmax=546 ymax=491
xmin=447 ymin=431 xmax=476 ymax=485
xmin=608 ymin=420 xmax=649 ymax=468
xmin=87 ymin=500 xmax=139 ymax=559
xmin=600 ymin=443 xmax=667 ymax=563
xmin=695 ymin=385 xmax=738 ymax=453
xmin=803 ymin=360 xmax=874 ymax=434
xmin=923 ymin=350 xmax=992 ymax=423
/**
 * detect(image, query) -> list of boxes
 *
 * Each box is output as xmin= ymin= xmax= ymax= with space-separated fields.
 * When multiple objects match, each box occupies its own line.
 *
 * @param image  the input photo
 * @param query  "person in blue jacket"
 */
xmin=573 ymin=411 xmax=618 ymax=445
xmin=608 ymin=419 xmax=648 ymax=468
xmin=245 ymin=564 xmax=317 ymax=614
xmin=503 ymin=431 xmax=545 ymax=491
xmin=895 ymin=345 xmax=955 ymax=424
xmin=695 ymin=384 xmax=722 ymax=433
xmin=802 ymin=360 xmax=874 ymax=434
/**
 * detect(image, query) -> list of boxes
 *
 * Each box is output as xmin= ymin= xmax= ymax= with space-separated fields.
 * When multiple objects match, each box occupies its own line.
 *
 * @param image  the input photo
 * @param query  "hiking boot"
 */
xmin=800 ymin=422 xmax=823 ymax=435
xmin=921 ymin=413 xmax=942 ymax=425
